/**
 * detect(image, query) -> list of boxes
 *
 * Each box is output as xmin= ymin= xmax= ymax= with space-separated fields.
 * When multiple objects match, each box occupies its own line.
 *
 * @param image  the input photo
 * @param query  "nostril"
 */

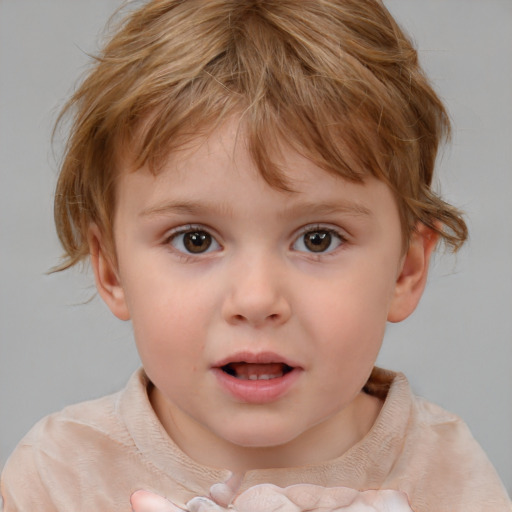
xmin=223 ymin=295 xmax=291 ymax=327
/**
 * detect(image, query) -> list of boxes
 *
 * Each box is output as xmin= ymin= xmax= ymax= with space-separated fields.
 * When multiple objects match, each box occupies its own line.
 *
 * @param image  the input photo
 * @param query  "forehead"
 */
xmin=121 ymin=115 xmax=369 ymax=191
xmin=114 ymin=119 xmax=399 ymax=226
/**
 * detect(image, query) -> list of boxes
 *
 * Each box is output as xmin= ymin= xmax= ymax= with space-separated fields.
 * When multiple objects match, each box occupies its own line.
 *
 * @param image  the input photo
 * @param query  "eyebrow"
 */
xmin=282 ymin=201 xmax=372 ymax=218
xmin=140 ymin=200 xmax=235 ymax=218
xmin=139 ymin=199 xmax=372 ymax=219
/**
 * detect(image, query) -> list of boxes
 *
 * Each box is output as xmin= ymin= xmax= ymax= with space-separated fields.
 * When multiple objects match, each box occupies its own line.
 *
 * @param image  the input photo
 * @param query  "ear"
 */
xmin=88 ymin=224 xmax=130 ymax=321
xmin=387 ymin=222 xmax=438 ymax=323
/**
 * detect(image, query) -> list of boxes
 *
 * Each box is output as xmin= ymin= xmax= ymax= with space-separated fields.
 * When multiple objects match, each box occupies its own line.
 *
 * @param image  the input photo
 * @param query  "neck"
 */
xmin=150 ymin=388 xmax=382 ymax=474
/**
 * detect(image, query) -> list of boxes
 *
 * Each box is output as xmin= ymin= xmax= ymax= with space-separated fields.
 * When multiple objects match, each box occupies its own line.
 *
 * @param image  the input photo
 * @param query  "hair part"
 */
xmin=54 ymin=0 xmax=468 ymax=270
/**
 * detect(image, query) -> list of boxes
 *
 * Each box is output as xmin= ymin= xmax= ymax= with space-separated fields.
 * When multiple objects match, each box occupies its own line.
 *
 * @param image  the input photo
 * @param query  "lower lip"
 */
xmin=211 ymin=367 xmax=302 ymax=404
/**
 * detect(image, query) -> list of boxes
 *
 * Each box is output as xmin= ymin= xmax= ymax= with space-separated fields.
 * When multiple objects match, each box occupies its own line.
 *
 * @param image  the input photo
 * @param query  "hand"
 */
xmin=131 ymin=490 xmax=183 ymax=512
xmin=233 ymin=484 xmax=413 ymax=512
xmin=131 ymin=491 xmax=228 ymax=512
xmin=130 ymin=484 xmax=414 ymax=512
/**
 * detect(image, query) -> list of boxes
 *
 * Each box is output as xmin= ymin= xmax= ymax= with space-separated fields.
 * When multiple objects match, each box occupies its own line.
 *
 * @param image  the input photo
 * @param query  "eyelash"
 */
xmin=164 ymin=224 xmax=347 ymax=259
xmin=165 ymin=225 xmax=221 ymax=260
xmin=292 ymin=225 xmax=347 ymax=255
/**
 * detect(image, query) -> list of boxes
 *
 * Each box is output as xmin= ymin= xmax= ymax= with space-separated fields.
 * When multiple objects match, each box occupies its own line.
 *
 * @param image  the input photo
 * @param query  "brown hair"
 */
xmin=54 ymin=0 xmax=468 ymax=269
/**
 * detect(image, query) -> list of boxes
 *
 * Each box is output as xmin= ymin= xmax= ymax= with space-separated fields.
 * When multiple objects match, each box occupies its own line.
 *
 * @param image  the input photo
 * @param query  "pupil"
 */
xmin=305 ymin=231 xmax=331 ymax=252
xmin=184 ymin=231 xmax=211 ymax=253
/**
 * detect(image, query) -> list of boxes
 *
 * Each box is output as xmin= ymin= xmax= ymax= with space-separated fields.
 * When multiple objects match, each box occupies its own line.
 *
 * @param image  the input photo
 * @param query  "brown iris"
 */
xmin=304 ymin=230 xmax=332 ymax=252
xmin=183 ymin=231 xmax=212 ymax=253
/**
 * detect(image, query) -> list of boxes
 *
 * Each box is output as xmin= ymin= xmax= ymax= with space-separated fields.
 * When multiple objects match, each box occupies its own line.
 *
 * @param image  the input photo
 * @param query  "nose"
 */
xmin=221 ymin=253 xmax=292 ymax=328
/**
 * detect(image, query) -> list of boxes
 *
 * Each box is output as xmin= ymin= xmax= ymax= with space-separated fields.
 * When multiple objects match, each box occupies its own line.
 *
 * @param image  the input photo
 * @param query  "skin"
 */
xmin=90 ymin=119 xmax=437 ymax=474
xmin=130 ymin=485 xmax=414 ymax=512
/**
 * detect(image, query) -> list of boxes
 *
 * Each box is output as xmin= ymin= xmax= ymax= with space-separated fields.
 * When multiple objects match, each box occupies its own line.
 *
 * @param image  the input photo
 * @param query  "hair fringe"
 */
xmin=53 ymin=0 xmax=468 ymax=270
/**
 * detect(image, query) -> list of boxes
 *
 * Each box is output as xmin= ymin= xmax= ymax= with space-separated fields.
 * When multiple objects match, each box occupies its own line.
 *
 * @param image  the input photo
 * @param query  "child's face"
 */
xmin=93 ymin=120 xmax=430 ymax=460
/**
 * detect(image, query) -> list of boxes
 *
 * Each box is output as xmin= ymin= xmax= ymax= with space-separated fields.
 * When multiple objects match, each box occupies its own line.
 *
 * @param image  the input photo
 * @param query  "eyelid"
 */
xmin=292 ymin=224 xmax=347 ymax=254
xmin=164 ymin=223 xmax=217 ymax=239
xmin=294 ymin=223 xmax=348 ymax=239
xmin=164 ymin=224 xmax=222 ymax=256
xmin=166 ymin=223 xmax=199 ymax=235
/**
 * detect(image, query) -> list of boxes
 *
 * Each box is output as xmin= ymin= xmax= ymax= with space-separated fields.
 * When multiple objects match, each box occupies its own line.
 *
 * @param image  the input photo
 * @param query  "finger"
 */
xmin=359 ymin=490 xmax=413 ymax=512
xmin=209 ymin=471 xmax=244 ymax=507
xmin=284 ymin=484 xmax=359 ymax=509
xmin=234 ymin=484 xmax=299 ymax=512
xmin=186 ymin=496 xmax=227 ymax=512
xmin=130 ymin=490 xmax=185 ymax=512
xmin=209 ymin=483 xmax=235 ymax=508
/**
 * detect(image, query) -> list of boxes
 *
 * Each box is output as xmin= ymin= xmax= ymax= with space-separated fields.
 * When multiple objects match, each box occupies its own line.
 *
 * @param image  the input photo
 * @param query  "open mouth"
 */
xmin=221 ymin=362 xmax=294 ymax=381
xmin=213 ymin=354 xmax=301 ymax=402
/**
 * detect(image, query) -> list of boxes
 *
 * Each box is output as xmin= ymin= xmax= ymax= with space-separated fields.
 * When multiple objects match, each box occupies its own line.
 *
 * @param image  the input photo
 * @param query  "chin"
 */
xmin=219 ymin=422 xmax=303 ymax=449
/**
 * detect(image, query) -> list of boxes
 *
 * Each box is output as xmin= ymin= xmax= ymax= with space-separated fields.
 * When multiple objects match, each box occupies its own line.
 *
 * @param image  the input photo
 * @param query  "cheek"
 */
xmin=306 ymin=265 xmax=395 ymax=324
xmin=130 ymin=299 xmax=206 ymax=397
xmin=124 ymin=276 xmax=212 ymax=368
xmin=301 ymin=263 xmax=396 ymax=361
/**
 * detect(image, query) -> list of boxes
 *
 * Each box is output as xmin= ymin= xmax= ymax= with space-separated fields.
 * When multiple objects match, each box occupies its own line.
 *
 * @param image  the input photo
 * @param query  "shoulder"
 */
xmin=15 ymin=386 xmax=129 ymax=455
xmin=383 ymin=372 xmax=511 ymax=511
xmin=7 ymin=368 xmax=151 ymax=454
xmin=1 ymin=391 xmax=123 ymax=498
xmin=405 ymin=392 xmax=489 ymax=463
xmin=1 ymin=370 xmax=148 ymax=510
xmin=408 ymin=393 xmax=470 ymax=442
xmin=368 ymin=368 xmax=489 ymax=455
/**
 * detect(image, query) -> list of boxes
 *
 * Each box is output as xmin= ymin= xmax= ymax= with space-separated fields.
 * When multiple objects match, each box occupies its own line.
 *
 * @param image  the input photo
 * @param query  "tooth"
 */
xmin=234 ymin=370 xmax=287 ymax=381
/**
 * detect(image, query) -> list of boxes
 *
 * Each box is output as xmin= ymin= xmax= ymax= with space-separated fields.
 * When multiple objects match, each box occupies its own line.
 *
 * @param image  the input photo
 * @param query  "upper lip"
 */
xmin=212 ymin=351 xmax=301 ymax=369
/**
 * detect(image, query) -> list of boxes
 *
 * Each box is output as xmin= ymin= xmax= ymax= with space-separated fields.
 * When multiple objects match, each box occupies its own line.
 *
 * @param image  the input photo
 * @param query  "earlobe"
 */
xmin=88 ymin=224 xmax=131 ymax=321
xmin=387 ymin=223 xmax=439 ymax=323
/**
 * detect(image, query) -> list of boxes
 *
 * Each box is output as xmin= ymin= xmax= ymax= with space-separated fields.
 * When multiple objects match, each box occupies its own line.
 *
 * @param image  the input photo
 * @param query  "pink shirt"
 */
xmin=1 ymin=368 xmax=510 ymax=511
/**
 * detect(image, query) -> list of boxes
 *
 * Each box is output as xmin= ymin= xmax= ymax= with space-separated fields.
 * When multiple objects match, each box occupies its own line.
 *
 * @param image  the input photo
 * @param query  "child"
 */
xmin=1 ymin=0 xmax=510 ymax=510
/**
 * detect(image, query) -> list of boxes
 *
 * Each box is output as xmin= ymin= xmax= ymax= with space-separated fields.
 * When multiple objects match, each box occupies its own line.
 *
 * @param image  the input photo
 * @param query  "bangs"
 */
xmin=54 ymin=0 xmax=466 ymax=270
xmin=123 ymin=2 xmax=415 ymax=190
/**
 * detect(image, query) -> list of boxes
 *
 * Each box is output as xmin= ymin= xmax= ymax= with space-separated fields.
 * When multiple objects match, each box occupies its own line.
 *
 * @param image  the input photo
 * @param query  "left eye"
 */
xmin=293 ymin=228 xmax=344 ymax=253
xmin=169 ymin=229 xmax=221 ymax=254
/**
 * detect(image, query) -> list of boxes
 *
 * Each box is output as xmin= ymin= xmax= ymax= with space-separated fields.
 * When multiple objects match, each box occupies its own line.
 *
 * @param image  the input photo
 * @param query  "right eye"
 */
xmin=169 ymin=228 xmax=221 ymax=254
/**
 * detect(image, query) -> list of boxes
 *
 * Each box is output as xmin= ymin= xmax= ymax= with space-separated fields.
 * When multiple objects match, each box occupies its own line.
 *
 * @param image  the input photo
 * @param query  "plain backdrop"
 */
xmin=1 ymin=0 xmax=511 ymax=495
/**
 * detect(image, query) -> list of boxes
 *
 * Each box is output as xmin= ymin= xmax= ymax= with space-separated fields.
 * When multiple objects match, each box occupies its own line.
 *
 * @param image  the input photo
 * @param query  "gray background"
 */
xmin=1 ymin=0 xmax=511 ymax=495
